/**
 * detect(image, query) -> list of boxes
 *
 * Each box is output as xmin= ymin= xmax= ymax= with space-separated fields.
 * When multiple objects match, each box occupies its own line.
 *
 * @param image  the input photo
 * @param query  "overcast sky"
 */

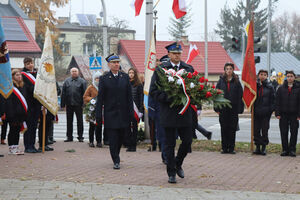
xmin=53 ymin=0 xmax=300 ymax=41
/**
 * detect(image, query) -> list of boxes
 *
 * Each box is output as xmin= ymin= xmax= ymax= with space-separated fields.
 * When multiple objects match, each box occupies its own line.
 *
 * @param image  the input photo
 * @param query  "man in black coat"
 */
xmin=61 ymin=67 xmax=87 ymax=142
xmin=96 ymin=53 xmax=134 ymax=170
xmin=253 ymin=70 xmax=275 ymax=155
xmin=275 ymin=70 xmax=300 ymax=157
xmin=149 ymin=42 xmax=194 ymax=184
xmin=21 ymin=57 xmax=42 ymax=153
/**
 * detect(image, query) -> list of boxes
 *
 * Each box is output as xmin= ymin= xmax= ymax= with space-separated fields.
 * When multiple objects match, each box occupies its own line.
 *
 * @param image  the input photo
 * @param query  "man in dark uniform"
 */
xmin=149 ymin=42 xmax=194 ymax=184
xmin=21 ymin=57 xmax=42 ymax=153
xmin=96 ymin=53 xmax=134 ymax=169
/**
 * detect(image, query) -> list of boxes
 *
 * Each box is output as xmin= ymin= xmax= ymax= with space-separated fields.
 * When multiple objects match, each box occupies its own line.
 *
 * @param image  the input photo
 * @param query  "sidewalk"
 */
xmin=0 ymin=141 xmax=300 ymax=199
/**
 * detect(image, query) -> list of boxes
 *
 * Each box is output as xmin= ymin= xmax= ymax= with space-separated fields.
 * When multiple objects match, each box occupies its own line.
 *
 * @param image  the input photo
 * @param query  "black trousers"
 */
xmin=38 ymin=112 xmax=53 ymax=147
xmin=125 ymin=121 xmax=138 ymax=148
xmin=219 ymin=112 xmax=238 ymax=151
xmin=149 ymin=118 xmax=157 ymax=149
xmin=89 ymin=122 xmax=102 ymax=143
xmin=8 ymin=122 xmax=21 ymax=146
xmin=66 ymin=105 xmax=84 ymax=140
xmin=107 ymin=128 xmax=126 ymax=164
xmin=254 ymin=115 xmax=270 ymax=145
xmin=164 ymin=126 xmax=193 ymax=177
xmin=279 ymin=114 xmax=299 ymax=152
xmin=24 ymin=105 xmax=40 ymax=150
xmin=1 ymin=120 xmax=8 ymax=140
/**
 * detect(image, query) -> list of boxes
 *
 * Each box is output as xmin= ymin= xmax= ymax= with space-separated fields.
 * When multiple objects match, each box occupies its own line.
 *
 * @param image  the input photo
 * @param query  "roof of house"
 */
xmin=229 ymin=52 xmax=300 ymax=75
xmin=119 ymin=40 xmax=237 ymax=74
xmin=0 ymin=0 xmax=28 ymax=19
xmin=2 ymin=16 xmax=41 ymax=56
xmin=68 ymin=55 xmax=93 ymax=81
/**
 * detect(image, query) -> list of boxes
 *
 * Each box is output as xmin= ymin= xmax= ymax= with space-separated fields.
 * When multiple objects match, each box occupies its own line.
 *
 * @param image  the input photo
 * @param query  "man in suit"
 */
xmin=96 ymin=53 xmax=134 ymax=169
xmin=149 ymin=42 xmax=194 ymax=184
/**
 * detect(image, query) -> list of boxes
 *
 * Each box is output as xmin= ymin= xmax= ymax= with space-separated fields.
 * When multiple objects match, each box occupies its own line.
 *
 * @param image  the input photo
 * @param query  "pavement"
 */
xmin=1 ymin=140 xmax=300 ymax=199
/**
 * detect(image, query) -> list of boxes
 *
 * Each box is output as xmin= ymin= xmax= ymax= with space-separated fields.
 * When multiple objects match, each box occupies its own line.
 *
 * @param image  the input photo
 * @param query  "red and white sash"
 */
xmin=133 ymin=102 xmax=142 ymax=122
xmin=13 ymin=87 xmax=28 ymax=133
xmin=21 ymin=71 xmax=36 ymax=85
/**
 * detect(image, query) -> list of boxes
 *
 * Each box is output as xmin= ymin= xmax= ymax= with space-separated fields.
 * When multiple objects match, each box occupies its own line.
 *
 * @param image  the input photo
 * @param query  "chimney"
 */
xmin=181 ymin=35 xmax=189 ymax=46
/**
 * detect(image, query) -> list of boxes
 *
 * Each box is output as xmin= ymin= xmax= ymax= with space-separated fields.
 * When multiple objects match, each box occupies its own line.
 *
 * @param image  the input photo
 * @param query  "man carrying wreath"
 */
xmin=149 ymin=42 xmax=194 ymax=184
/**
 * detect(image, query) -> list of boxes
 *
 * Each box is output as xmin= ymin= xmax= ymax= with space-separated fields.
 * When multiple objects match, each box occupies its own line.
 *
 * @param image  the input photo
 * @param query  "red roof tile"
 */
xmin=3 ymin=16 xmax=41 ymax=54
xmin=119 ymin=40 xmax=238 ymax=74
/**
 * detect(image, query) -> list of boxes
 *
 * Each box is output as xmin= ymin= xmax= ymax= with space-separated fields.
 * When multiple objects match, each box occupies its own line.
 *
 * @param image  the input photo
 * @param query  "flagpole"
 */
xmin=42 ymin=107 xmax=46 ymax=153
xmin=251 ymin=105 xmax=254 ymax=152
xmin=204 ymin=0 xmax=208 ymax=78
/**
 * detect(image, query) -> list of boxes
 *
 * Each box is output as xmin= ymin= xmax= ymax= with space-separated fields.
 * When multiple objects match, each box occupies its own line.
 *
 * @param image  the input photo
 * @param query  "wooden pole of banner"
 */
xmin=250 ymin=105 xmax=254 ymax=152
xmin=42 ymin=107 xmax=46 ymax=153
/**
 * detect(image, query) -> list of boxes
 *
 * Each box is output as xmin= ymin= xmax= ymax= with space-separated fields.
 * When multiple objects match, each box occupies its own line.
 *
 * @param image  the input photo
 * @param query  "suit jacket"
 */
xmin=96 ymin=71 xmax=134 ymax=129
xmin=149 ymin=60 xmax=194 ymax=127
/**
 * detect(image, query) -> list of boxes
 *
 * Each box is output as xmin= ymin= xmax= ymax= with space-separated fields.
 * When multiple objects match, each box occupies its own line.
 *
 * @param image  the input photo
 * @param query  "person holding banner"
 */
xmin=21 ymin=57 xmax=41 ymax=153
xmin=275 ymin=70 xmax=300 ymax=157
xmin=95 ymin=53 xmax=134 ymax=170
xmin=4 ymin=69 xmax=27 ymax=155
xmin=253 ymin=70 xmax=275 ymax=155
xmin=215 ymin=63 xmax=244 ymax=154
xmin=126 ymin=67 xmax=144 ymax=152
xmin=149 ymin=42 xmax=194 ymax=184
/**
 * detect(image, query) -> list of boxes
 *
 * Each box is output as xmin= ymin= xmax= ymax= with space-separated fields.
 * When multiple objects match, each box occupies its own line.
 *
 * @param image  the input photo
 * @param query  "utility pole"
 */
xmin=204 ymin=0 xmax=208 ymax=78
xmin=267 ymin=0 xmax=272 ymax=75
xmin=101 ymin=0 xmax=108 ymax=71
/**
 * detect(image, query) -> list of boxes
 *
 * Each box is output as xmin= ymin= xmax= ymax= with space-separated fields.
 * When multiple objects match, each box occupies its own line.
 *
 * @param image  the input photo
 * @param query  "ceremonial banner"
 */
xmin=34 ymin=25 xmax=58 ymax=115
xmin=172 ymin=0 xmax=187 ymax=19
xmin=143 ymin=32 xmax=156 ymax=112
xmin=186 ymin=44 xmax=200 ymax=64
xmin=0 ymin=17 xmax=13 ymax=99
xmin=130 ymin=0 xmax=144 ymax=16
xmin=242 ymin=20 xmax=257 ymax=109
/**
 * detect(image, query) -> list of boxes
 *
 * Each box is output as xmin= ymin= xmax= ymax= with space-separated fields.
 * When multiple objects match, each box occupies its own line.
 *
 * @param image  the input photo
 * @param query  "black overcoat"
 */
xmin=96 ymin=71 xmax=134 ymax=129
xmin=149 ymin=61 xmax=194 ymax=128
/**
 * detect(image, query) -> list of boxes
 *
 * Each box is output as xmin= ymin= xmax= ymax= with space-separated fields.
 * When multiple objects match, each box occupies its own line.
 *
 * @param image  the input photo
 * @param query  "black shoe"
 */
xmin=253 ymin=145 xmax=261 ymax=155
xmin=0 ymin=154 xmax=4 ymax=157
xmin=38 ymin=146 xmax=54 ymax=151
xmin=78 ymin=138 xmax=84 ymax=142
xmin=221 ymin=149 xmax=228 ymax=154
xmin=261 ymin=145 xmax=266 ymax=156
xmin=206 ymin=132 xmax=212 ymax=140
xmin=290 ymin=151 xmax=296 ymax=157
xmin=33 ymin=148 xmax=42 ymax=153
xmin=280 ymin=151 xmax=289 ymax=156
xmin=126 ymin=147 xmax=136 ymax=152
xmin=162 ymin=159 xmax=168 ymax=165
xmin=25 ymin=149 xmax=36 ymax=153
xmin=47 ymin=140 xmax=53 ymax=145
xmin=96 ymin=143 xmax=102 ymax=148
xmin=64 ymin=139 xmax=73 ymax=142
xmin=168 ymin=176 xmax=177 ymax=184
xmin=89 ymin=143 xmax=95 ymax=147
xmin=113 ymin=163 xmax=120 ymax=170
xmin=228 ymin=150 xmax=236 ymax=154
xmin=176 ymin=167 xmax=184 ymax=178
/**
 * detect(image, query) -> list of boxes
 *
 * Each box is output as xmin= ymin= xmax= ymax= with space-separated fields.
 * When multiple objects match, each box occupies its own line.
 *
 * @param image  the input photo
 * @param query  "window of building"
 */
xmin=61 ymin=42 xmax=70 ymax=55
xmin=83 ymin=43 xmax=93 ymax=56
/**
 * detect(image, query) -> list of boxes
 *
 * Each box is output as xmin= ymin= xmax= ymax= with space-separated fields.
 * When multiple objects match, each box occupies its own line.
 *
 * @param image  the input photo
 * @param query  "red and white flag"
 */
xmin=185 ymin=44 xmax=200 ymax=64
xmin=172 ymin=0 xmax=187 ymax=19
xmin=131 ymin=0 xmax=144 ymax=16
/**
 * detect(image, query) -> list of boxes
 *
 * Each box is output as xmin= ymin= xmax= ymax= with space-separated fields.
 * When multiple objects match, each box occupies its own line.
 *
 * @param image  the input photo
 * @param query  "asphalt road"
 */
xmin=51 ymin=113 xmax=294 ymax=144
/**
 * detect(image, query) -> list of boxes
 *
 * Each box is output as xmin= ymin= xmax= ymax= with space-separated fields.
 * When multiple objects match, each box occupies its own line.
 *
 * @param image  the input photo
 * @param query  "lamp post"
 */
xmin=101 ymin=0 xmax=108 ymax=71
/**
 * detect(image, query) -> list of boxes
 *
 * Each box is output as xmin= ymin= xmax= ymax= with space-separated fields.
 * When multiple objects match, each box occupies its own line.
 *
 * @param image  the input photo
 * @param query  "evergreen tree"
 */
xmin=168 ymin=9 xmax=192 ymax=41
xmin=215 ymin=0 xmax=270 ymax=52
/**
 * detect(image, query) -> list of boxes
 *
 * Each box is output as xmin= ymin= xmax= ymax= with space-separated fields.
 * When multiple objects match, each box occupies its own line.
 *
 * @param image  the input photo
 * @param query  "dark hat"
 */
xmin=285 ymin=70 xmax=296 ymax=77
xmin=224 ymin=62 xmax=234 ymax=70
xmin=105 ymin=53 xmax=120 ymax=63
xmin=165 ymin=42 xmax=182 ymax=53
xmin=258 ymin=69 xmax=268 ymax=75
xmin=159 ymin=55 xmax=169 ymax=62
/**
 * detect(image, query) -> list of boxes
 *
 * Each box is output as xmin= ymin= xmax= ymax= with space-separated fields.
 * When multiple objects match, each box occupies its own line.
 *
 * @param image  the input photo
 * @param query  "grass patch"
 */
xmin=138 ymin=140 xmax=300 ymax=154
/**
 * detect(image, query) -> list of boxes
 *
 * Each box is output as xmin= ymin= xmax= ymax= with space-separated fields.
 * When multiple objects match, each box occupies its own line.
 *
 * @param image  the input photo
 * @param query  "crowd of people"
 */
xmin=0 ymin=42 xmax=299 ymax=184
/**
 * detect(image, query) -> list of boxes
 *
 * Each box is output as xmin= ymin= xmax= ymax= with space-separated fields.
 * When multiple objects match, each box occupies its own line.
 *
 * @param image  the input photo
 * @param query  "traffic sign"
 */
xmin=89 ymin=56 xmax=102 ymax=70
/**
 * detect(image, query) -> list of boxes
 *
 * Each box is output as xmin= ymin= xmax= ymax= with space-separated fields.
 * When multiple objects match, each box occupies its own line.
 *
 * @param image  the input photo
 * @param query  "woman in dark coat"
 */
xmin=126 ymin=67 xmax=144 ymax=152
xmin=5 ymin=69 xmax=28 ymax=155
xmin=215 ymin=63 xmax=244 ymax=154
